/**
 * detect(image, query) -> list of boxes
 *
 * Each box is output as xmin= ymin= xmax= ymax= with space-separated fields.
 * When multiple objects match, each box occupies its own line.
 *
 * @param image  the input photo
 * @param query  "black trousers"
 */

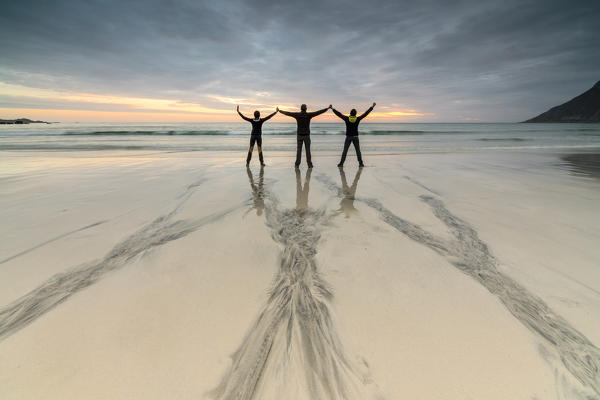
xmin=247 ymin=135 xmax=264 ymax=164
xmin=295 ymin=135 xmax=312 ymax=167
xmin=340 ymin=136 xmax=363 ymax=164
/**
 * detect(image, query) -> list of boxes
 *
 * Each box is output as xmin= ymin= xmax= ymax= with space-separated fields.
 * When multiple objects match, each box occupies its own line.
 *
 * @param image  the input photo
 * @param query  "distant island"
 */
xmin=0 ymin=118 xmax=52 ymax=124
xmin=525 ymin=80 xmax=600 ymax=123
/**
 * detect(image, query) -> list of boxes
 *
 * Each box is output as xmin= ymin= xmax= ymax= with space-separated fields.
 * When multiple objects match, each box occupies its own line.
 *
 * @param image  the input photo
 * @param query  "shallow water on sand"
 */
xmin=0 ymin=141 xmax=599 ymax=399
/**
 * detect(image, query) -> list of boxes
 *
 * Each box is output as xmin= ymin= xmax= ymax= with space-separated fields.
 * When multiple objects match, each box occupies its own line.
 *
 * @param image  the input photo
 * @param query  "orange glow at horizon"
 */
xmin=0 ymin=108 xmax=235 ymax=122
xmin=0 ymin=83 xmax=435 ymax=122
xmin=371 ymin=111 xmax=434 ymax=117
xmin=0 ymin=107 xmax=435 ymax=123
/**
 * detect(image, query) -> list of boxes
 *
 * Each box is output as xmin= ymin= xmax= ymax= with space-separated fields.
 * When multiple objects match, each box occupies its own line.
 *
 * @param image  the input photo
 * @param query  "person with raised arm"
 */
xmin=279 ymin=104 xmax=331 ymax=168
xmin=332 ymin=102 xmax=376 ymax=167
xmin=237 ymin=105 xmax=278 ymax=166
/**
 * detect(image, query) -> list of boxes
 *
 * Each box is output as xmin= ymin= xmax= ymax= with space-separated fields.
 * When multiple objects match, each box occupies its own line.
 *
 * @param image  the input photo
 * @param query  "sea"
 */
xmin=1 ymin=122 xmax=599 ymax=154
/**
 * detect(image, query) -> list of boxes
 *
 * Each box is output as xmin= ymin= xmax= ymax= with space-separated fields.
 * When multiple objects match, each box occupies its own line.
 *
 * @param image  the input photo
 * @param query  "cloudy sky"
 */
xmin=1 ymin=0 xmax=598 ymax=122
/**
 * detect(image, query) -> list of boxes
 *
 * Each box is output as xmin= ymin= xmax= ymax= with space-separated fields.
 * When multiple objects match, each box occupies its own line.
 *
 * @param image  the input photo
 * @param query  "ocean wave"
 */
xmin=363 ymin=130 xmax=425 ymax=135
xmin=62 ymin=130 xmax=232 ymax=136
xmin=477 ymin=138 xmax=529 ymax=141
xmin=2 ymin=129 xmax=556 ymax=137
xmin=566 ymin=128 xmax=600 ymax=132
xmin=59 ymin=130 xmax=314 ymax=136
xmin=363 ymin=130 xmax=489 ymax=135
xmin=50 ymin=130 xmax=440 ymax=136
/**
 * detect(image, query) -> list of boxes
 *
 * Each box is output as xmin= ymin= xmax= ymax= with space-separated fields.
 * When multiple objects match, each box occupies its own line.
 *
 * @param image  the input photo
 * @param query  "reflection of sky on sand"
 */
xmin=316 ymin=166 xmax=600 ymax=397
xmin=0 ymin=153 xmax=162 ymax=175
xmin=0 ymin=147 xmax=599 ymax=399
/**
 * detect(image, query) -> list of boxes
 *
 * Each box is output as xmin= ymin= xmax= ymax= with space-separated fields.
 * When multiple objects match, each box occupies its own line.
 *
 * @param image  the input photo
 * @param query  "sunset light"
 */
xmin=1 ymin=82 xmax=434 ymax=122
xmin=1 ymin=1 xmax=600 ymax=399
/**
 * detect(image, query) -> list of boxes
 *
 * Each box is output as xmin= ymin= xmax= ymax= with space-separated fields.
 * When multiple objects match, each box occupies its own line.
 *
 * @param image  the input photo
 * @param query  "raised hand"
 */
xmin=372 ymin=102 xmax=376 ymax=107
xmin=237 ymin=105 xmax=240 ymax=111
xmin=276 ymin=107 xmax=279 ymax=112
xmin=328 ymin=104 xmax=332 ymax=109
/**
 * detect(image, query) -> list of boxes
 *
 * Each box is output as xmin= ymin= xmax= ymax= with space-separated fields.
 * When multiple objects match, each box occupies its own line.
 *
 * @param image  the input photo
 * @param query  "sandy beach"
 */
xmin=2 ymin=0 xmax=599 ymax=396
xmin=1 ymin=134 xmax=600 ymax=399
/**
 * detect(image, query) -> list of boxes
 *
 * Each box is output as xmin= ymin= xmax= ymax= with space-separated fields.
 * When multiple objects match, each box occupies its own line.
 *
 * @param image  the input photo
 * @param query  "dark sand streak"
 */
xmin=211 ymin=169 xmax=378 ymax=400
xmin=317 ymin=172 xmax=600 ymax=395
xmin=404 ymin=175 xmax=441 ymax=196
xmin=0 ymin=175 xmax=246 ymax=341
xmin=0 ymin=205 xmax=242 ymax=341
xmin=0 ymin=220 xmax=109 ymax=265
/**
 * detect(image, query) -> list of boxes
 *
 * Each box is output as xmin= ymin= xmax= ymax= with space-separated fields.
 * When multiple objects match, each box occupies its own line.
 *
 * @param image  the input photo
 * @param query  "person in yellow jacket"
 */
xmin=332 ymin=102 xmax=376 ymax=167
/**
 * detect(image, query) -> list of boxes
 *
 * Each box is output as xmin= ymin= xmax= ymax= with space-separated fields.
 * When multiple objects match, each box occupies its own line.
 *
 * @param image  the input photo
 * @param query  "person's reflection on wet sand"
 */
xmin=295 ymin=167 xmax=311 ymax=211
xmin=246 ymin=166 xmax=264 ymax=216
xmin=337 ymin=166 xmax=362 ymax=218
xmin=212 ymin=165 xmax=382 ymax=399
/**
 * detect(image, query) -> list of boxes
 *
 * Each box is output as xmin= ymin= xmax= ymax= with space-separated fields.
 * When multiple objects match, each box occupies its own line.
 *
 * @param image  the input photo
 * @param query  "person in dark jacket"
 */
xmin=279 ymin=104 xmax=331 ymax=168
xmin=237 ymin=105 xmax=278 ymax=166
xmin=332 ymin=102 xmax=376 ymax=167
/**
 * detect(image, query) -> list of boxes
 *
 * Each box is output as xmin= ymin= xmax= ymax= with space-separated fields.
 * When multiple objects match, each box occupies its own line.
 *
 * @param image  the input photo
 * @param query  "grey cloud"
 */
xmin=1 ymin=0 xmax=598 ymax=121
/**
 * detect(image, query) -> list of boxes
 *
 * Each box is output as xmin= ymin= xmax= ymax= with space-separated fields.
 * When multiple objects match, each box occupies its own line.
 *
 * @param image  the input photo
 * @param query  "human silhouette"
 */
xmin=332 ymin=102 xmax=376 ymax=167
xmin=279 ymin=104 xmax=331 ymax=168
xmin=246 ymin=166 xmax=265 ymax=216
xmin=237 ymin=105 xmax=278 ymax=166
xmin=295 ymin=167 xmax=312 ymax=211
xmin=212 ymin=159 xmax=378 ymax=400
xmin=337 ymin=166 xmax=362 ymax=218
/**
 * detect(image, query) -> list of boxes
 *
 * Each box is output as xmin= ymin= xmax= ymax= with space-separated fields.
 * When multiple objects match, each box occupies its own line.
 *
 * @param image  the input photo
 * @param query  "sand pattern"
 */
xmin=210 ymin=168 xmax=380 ymax=400
xmin=318 ymin=171 xmax=600 ymax=395
xmin=0 ymin=176 xmax=243 ymax=341
xmin=0 ymin=220 xmax=109 ymax=265
xmin=1 ymin=166 xmax=598 ymax=398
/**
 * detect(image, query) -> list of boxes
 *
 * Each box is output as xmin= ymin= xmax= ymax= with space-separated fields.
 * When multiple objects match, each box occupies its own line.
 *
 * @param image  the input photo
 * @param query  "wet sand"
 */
xmin=1 ymin=148 xmax=599 ymax=399
xmin=561 ymin=152 xmax=600 ymax=181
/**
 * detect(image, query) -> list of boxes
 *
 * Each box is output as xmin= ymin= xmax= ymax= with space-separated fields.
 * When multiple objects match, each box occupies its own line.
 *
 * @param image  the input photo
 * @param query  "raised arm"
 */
xmin=332 ymin=108 xmax=347 ymax=121
xmin=309 ymin=105 xmax=332 ymax=117
xmin=236 ymin=106 xmax=252 ymax=122
xmin=358 ymin=102 xmax=376 ymax=121
xmin=261 ymin=109 xmax=278 ymax=122
xmin=278 ymin=109 xmax=296 ymax=117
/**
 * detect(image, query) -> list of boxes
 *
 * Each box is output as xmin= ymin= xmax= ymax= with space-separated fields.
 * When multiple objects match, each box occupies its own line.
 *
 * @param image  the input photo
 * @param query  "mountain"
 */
xmin=525 ymin=81 xmax=600 ymax=123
